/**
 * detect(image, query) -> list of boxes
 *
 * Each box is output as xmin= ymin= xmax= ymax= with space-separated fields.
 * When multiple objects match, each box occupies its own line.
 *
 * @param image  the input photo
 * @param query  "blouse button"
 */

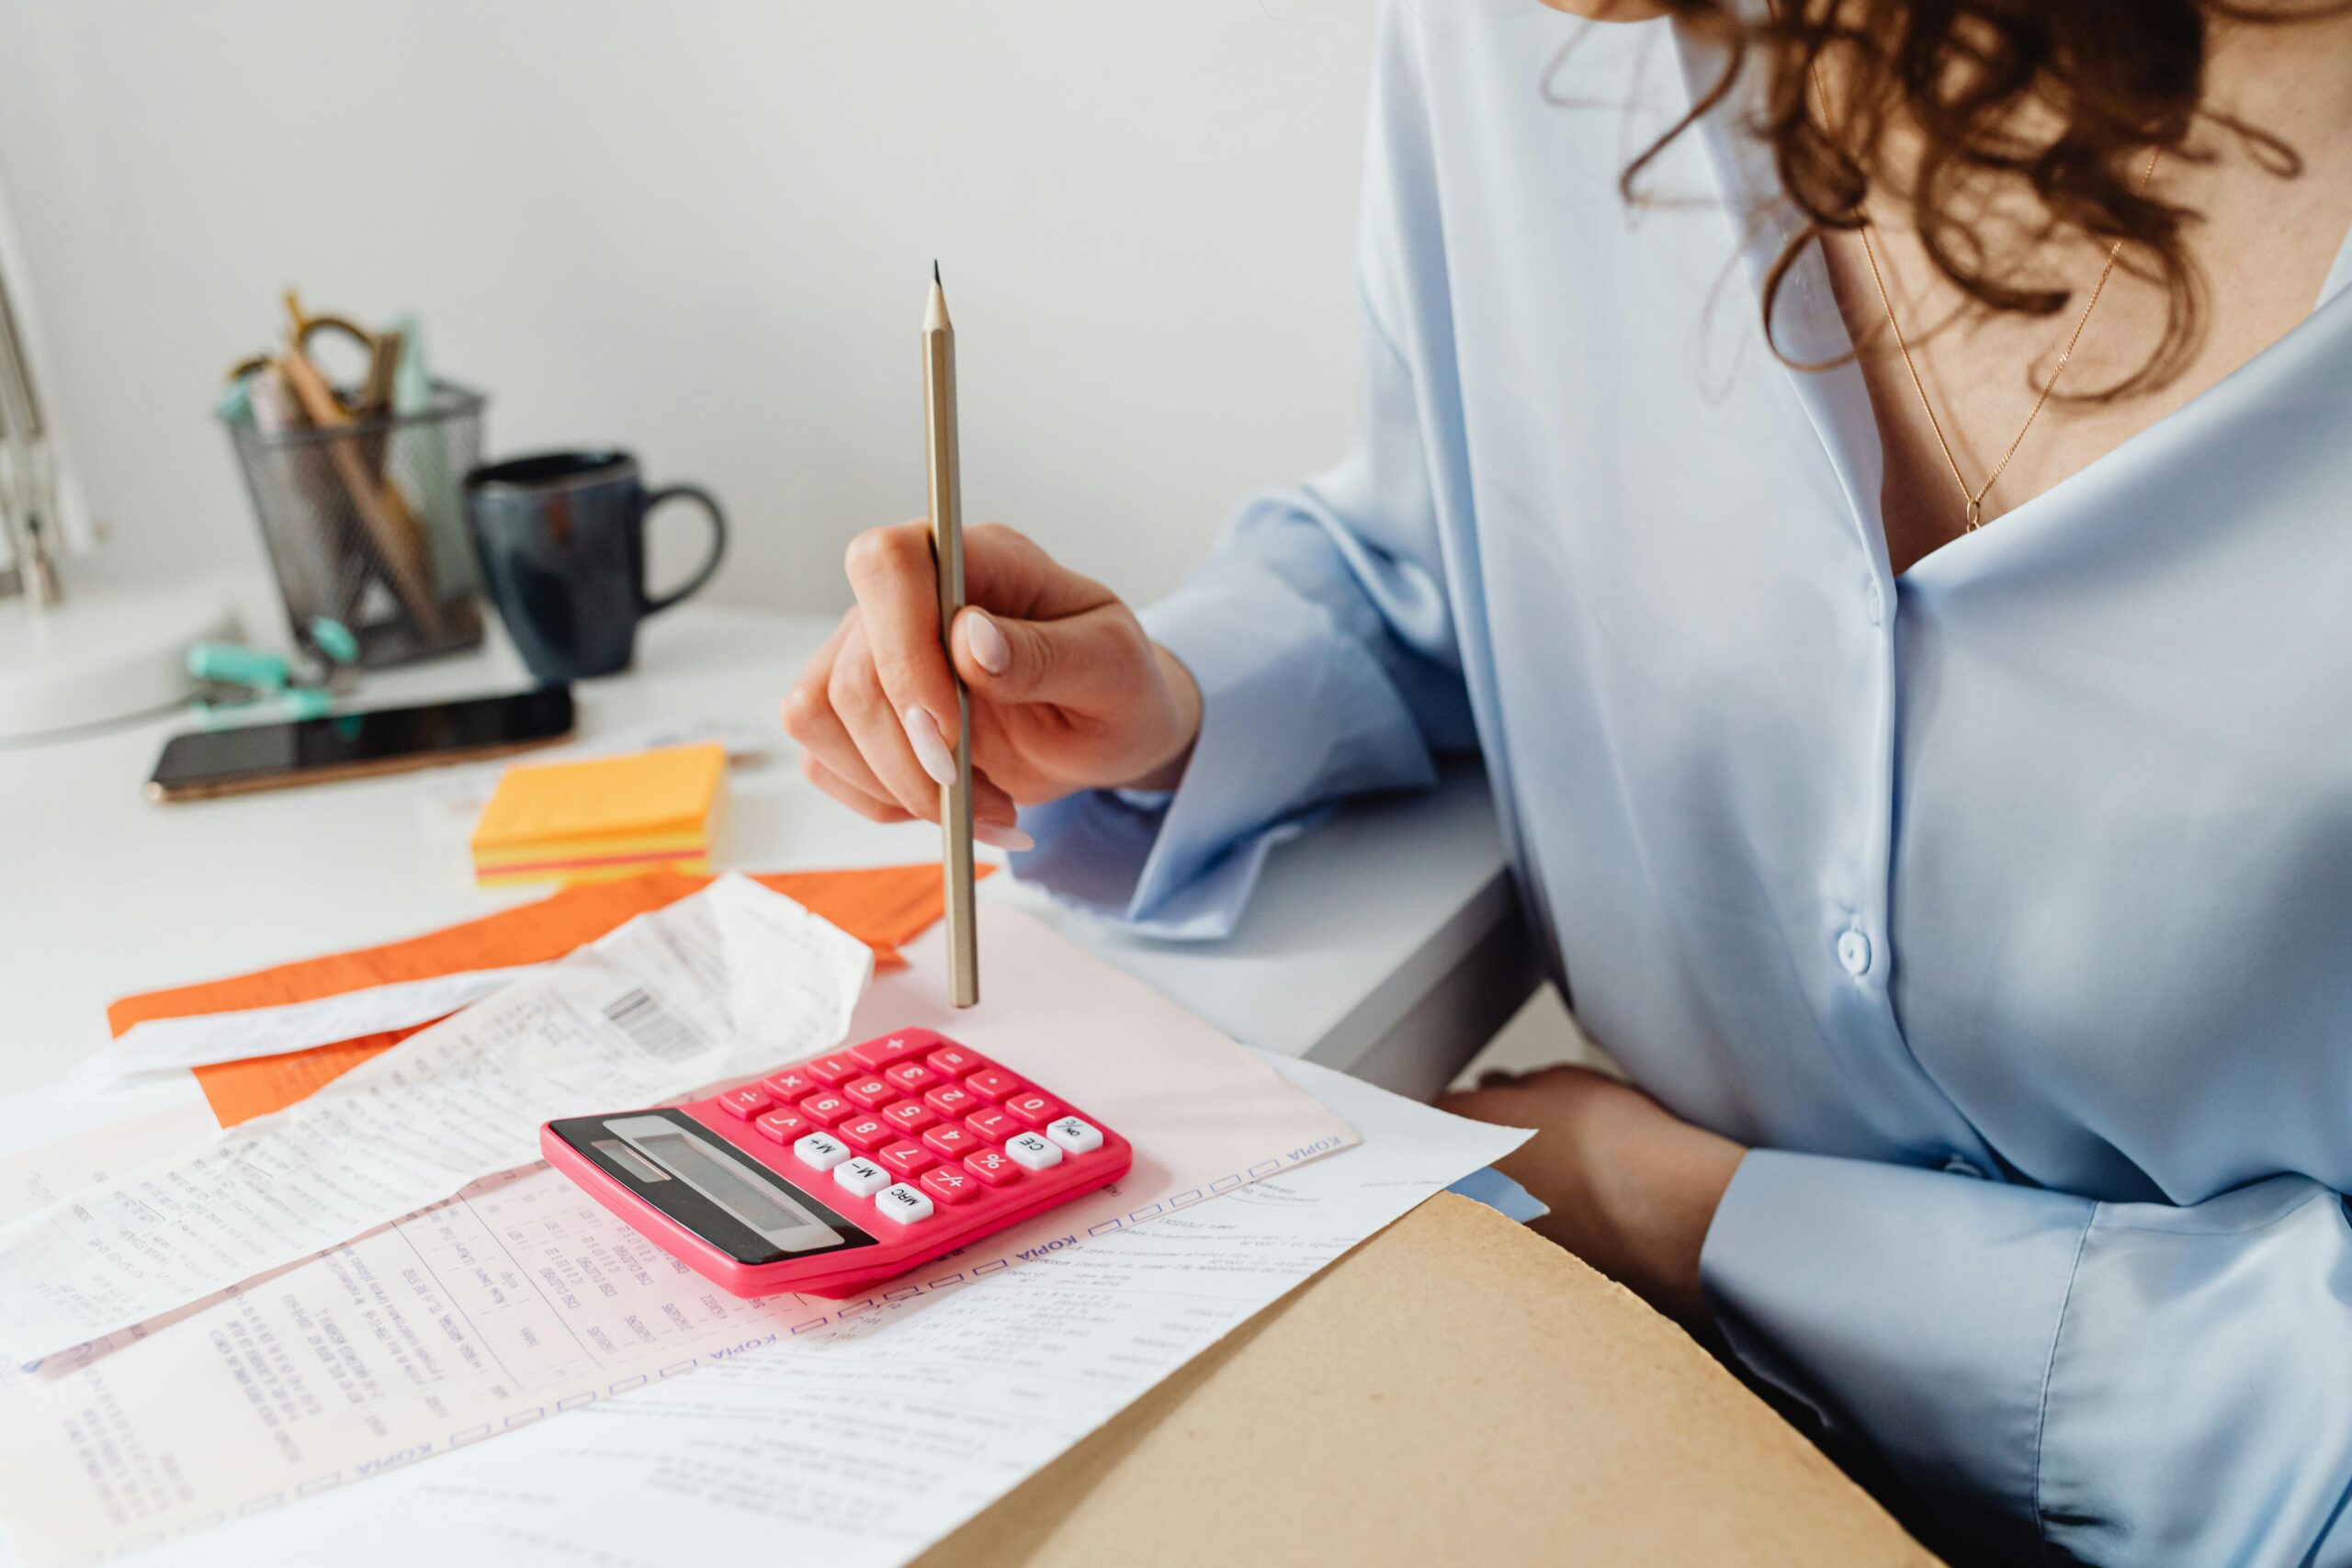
xmin=1836 ymin=929 xmax=1873 ymax=976
xmin=1866 ymin=580 xmax=1885 ymax=626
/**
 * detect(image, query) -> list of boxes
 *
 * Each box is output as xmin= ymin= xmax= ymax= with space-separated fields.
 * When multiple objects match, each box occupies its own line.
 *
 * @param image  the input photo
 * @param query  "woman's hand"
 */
xmin=785 ymin=521 xmax=1203 ymax=847
xmin=1440 ymin=1065 xmax=1746 ymax=1334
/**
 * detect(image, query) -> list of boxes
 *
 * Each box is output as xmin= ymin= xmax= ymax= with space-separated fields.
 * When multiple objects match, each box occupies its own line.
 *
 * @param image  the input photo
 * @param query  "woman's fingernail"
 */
xmin=901 ymin=706 xmax=957 ymax=785
xmin=966 ymin=610 xmax=1011 ymax=675
xmin=976 ymin=822 xmax=1035 ymax=852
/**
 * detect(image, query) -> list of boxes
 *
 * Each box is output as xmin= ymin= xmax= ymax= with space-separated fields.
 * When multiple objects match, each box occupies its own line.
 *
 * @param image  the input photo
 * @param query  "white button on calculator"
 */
xmin=1045 ymin=1117 xmax=1102 ymax=1154
xmin=834 ymin=1156 xmax=890 ymax=1197
xmin=875 ymin=1183 xmax=934 ymax=1224
xmin=1003 ymin=1131 xmax=1063 ymax=1170
xmin=795 ymin=1132 xmax=851 ymax=1171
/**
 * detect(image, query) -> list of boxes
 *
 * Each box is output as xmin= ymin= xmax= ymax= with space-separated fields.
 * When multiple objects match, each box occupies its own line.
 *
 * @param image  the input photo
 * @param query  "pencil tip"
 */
xmin=933 ymin=259 xmax=941 ymax=286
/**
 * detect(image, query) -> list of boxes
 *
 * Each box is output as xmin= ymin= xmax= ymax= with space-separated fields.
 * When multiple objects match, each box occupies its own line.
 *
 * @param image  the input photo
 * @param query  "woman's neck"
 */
xmin=1816 ymin=9 xmax=2352 ymax=574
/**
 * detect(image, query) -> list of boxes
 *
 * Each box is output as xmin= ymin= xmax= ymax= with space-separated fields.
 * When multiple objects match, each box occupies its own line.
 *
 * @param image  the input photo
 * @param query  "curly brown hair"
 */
xmin=1623 ymin=0 xmax=2335 ymax=397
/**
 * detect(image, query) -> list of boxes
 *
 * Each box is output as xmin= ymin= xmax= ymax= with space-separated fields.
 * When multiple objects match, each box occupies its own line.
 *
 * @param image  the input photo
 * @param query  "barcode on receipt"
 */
xmin=601 ymin=988 xmax=703 ymax=1060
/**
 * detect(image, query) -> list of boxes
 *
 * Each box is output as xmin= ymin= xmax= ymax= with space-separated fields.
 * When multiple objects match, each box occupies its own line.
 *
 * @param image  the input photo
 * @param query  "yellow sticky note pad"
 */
xmin=470 ymin=743 xmax=727 ymax=886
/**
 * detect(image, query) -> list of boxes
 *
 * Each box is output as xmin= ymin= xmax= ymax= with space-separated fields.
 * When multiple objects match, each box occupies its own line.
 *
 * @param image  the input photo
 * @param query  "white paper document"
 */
xmin=63 ymin=966 xmax=548 ymax=1090
xmin=0 ymin=908 xmax=1365 ymax=1568
xmin=0 ymin=877 xmax=873 ymax=1364
xmin=130 ymin=1057 xmax=1525 ymax=1568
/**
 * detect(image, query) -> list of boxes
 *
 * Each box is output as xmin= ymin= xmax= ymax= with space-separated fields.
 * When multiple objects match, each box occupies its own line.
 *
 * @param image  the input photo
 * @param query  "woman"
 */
xmin=785 ymin=1 xmax=2352 ymax=1560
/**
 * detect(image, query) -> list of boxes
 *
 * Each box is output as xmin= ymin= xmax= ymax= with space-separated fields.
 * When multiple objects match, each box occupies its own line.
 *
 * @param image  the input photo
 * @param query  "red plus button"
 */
xmin=920 ymin=1166 xmax=979 ymax=1205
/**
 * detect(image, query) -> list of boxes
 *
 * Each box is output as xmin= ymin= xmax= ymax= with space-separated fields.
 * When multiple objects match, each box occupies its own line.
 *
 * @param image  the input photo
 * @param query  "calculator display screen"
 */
xmin=604 ymin=1114 xmax=845 ymax=1255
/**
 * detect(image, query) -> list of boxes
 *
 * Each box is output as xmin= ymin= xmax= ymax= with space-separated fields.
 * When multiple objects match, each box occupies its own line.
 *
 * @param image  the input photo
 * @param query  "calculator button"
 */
xmin=715 ymin=1086 xmax=773 ymax=1120
xmin=876 ymin=1140 xmax=935 ymax=1178
xmin=761 ymin=1068 xmax=819 ymax=1100
xmin=804 ymin=1053 xmax=863 ymax=1086
xmin=794 ymin=1132 xmax=852 ymax=1171
xmin=833 ymin=1157 xmax=890 ymax=1198
xmin=964 ymin=1147 xmax=1023 ymax=1186
xmin=962 ymin=1067 xmax=1023 ymax=1101
xmin=922 ymin=1123 xmax=978 ymax=1161
xmin=884 ymin=1061 xmax=939 ymax=1093
xmin=797 ymin=1093 xmax=853 ymax=1126
xmin=874 ymin=1183 xmax=935 ymax=1225
xmin=1003 ymin=1131 xmax=1063 ymax=1171
xmin=1002 ymin=1092 xmax=1063 ymax=1129
xmin=842 ymin=1076 xmax=898 ymax=1111
xmin=924 ymin=1045 xmax=987 ymax=1077
xmin=850 ymin=1032 xmax=934 ymax=1069
xmin=964 ymin=1107 xmax=1018 ymax=1142
xmin=921 ymin=1166 xmax=980 ymax=1205
xmin=882 ymin=1098 xmax=940 ymax=1134
xmin=923 ymin=1083 xmax=981 ymax=1119
xmin=754 ymin=1110 xmax=810 ymax=1145
xmin=836 ymin=1115 xmax=894 ymax=1153
xmin=1045 ymin=1116 xmax=1103 ymax=1154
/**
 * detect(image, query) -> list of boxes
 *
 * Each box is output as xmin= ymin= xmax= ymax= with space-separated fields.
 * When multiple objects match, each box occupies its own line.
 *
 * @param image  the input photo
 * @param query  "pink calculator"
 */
xmin=540 ymin=1027 xmax=1132 ymax=1299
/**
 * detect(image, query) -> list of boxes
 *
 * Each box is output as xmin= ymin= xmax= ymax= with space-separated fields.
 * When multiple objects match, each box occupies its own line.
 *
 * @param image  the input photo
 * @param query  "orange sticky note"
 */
xmin=470 ymin=744 xmax=728 ymax=886
xmin=107 ymin=863 xmax=993 ymax=1127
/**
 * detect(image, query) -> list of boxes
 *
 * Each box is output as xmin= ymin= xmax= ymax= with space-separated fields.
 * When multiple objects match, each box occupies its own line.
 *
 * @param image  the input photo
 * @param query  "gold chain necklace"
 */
xmin=1810 ymin=65 xmax=2165 ymax=531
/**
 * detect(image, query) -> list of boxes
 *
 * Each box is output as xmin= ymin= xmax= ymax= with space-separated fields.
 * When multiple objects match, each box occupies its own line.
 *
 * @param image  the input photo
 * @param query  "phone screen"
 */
xmin=149 ymin=685 xmax=574 ymax=796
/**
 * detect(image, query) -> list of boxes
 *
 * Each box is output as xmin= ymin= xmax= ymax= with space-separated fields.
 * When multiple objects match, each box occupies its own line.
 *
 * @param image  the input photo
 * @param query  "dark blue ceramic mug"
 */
xmin=463 ymin=449 xmax=726 ymax=680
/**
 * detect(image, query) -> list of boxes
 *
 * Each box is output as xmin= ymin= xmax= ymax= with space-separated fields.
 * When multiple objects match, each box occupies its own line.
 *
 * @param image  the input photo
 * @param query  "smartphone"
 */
xmin=147 ymin=685 xmax=575 ymax=802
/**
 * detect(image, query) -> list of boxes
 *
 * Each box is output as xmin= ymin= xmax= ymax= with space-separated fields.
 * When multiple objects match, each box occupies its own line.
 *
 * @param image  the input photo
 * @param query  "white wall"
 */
xmin=0 ymin=1 xmax=1373 ymax=617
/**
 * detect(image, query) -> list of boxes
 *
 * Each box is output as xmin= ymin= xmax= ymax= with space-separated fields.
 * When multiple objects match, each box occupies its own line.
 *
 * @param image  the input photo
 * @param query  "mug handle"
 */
xmin=638 ymin=484 xmax=729 ymax=616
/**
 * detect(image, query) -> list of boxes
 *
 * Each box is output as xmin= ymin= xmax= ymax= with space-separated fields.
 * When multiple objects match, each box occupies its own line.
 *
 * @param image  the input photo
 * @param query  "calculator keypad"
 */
xmin=680 ymin=1028 xmax=1127 ymax=1290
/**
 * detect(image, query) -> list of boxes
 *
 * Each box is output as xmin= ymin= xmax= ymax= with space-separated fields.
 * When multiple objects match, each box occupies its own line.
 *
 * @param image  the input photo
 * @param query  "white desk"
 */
xmin=0 ymin=597 xmax=1532 ymax=1100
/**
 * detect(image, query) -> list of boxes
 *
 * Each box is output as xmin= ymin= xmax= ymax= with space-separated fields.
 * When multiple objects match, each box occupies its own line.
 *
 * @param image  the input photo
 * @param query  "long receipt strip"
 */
xmin=65 ymin=967 xmax=548 ymax=1089
xmin=0 ymin=904 xmax=1368 ymax=1567
xmin=0 ymin=876 xmax=876 ymax=1364
xmin=149 ymin=1059 xmax=1522 ymax=1568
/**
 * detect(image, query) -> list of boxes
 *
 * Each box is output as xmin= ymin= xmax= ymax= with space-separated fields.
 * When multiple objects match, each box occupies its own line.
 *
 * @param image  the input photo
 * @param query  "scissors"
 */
xmin=224 ymin=291 xmax=405 ymax=419
xmin=226 ymin=291 xmax=443 ymax=637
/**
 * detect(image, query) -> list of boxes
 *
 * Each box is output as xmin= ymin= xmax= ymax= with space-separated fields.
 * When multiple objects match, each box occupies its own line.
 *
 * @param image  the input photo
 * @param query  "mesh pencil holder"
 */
xmin=221 ymin=380 xmax=489 ymax=668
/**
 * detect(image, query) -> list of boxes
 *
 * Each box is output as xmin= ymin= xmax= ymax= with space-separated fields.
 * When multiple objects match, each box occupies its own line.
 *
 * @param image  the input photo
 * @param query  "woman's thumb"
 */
xmin=953 ymin=604 xmax=1128 ymax=709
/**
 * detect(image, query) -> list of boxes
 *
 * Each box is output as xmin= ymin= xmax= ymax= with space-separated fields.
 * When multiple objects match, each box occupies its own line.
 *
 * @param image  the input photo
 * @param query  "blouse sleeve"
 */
xmin=1704 ymin=1149 xmax=2352 ymax=1564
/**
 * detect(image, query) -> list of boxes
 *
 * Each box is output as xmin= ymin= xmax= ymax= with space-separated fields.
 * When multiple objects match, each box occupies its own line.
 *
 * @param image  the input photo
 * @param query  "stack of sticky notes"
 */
xmin=469 ymin=743 xmax=727 ymax=887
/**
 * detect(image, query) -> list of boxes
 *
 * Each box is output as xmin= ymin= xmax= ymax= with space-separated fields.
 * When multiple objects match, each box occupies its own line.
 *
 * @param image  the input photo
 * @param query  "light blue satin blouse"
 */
xmin=1012 ymin=2 xmax=2352 ymax=1562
